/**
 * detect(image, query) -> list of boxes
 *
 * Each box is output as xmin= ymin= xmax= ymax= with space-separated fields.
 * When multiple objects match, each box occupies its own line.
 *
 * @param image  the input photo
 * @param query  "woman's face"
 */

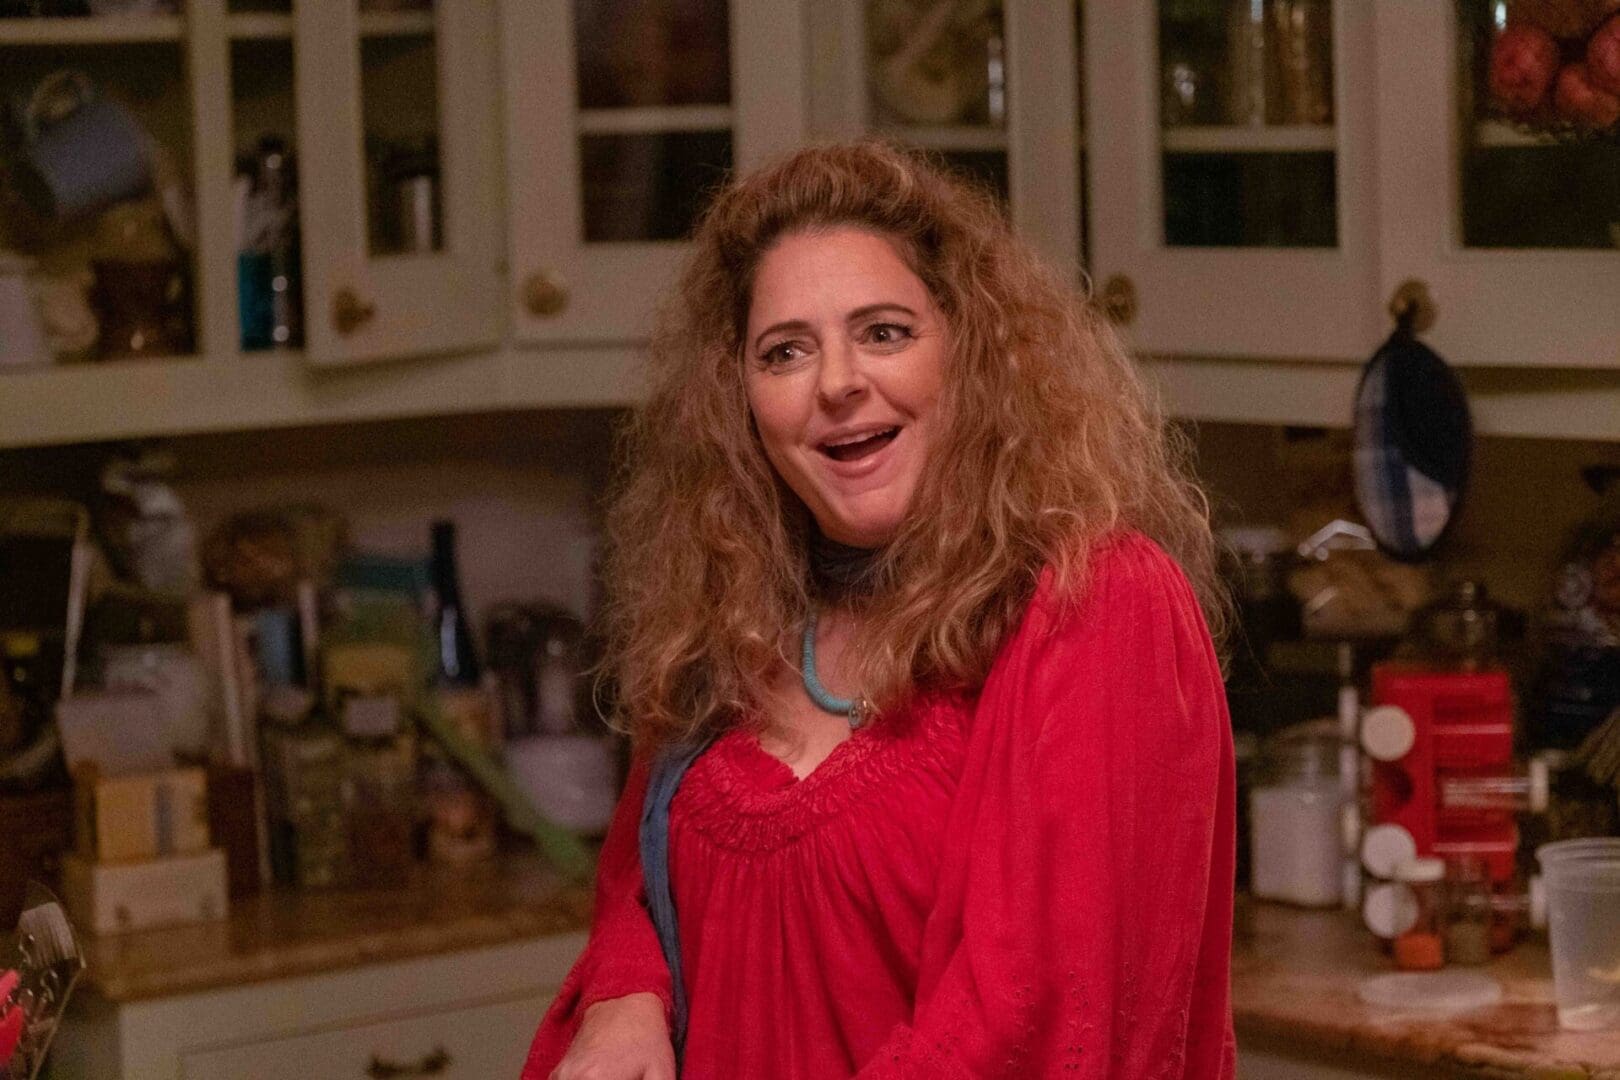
xmin=743 ymin=227 xmax=948 ymax=548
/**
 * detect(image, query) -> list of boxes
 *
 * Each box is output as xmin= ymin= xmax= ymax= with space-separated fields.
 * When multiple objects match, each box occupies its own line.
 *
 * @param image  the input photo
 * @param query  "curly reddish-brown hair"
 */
xmin=600 ymin=140 xmax=1225 ymax=752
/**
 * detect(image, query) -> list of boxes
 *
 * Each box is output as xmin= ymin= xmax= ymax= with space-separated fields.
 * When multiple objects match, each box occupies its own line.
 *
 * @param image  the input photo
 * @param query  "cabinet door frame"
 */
xmin=1083 ymin=0 xmax=1380 ymax=361
xmin=502 ymin=0 xmax=809 ymax=344
xmin=295 ymin=0 xmax=503 ymax=367
xmin=805 ymin=1 xmax=1082 ymax=282
xmin=1372 ymin=1 xmax=1620 ymax=370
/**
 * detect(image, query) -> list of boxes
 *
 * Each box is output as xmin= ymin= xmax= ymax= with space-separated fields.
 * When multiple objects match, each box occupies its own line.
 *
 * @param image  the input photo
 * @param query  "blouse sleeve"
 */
xmin=856 ymin=535 xmax=1237 ymax=1079
xmin=520 ymin=759 xmax=675 ymax=1080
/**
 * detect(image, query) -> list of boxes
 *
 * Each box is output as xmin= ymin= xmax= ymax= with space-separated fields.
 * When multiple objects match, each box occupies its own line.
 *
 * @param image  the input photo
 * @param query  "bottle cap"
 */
xmin=1363 ymin=881 xmax=1420 ymax=938
xmin=1394 ymin=856 xmax=1446 ymax=883
xmin=1361 ymin=705 xmax=1415 ymax=761
xmin=1361 ymin=822 xmax=1417 ymax=879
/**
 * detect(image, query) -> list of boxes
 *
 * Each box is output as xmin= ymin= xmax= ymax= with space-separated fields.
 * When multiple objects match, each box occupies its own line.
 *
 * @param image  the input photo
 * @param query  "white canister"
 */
xmin=0 ymin=253 xmax=50 ymax=368
xmin=506 ymin=733 xmax=620 ymax=836
xmin=1249 ymin=725 xmax=1345 ymax=907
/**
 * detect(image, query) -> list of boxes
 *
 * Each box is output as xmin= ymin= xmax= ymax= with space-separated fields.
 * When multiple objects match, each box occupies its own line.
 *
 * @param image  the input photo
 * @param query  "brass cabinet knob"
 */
xmin=1097 ymin=273 xmax=1138 ymax=326
xmin=366 ymin=1046 xmax=450 ymax=1078
xmin=523 ymin=271 xmax=569 ymax=317
xmin=332 ymin=288 xmax=377 ymax=336
xmin=1387 ymin=278 xmax=1436 ymax=334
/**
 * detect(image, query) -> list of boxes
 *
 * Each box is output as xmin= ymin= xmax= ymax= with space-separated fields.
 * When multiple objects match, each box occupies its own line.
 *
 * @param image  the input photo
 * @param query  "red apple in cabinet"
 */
xmin=1554 ymin=60 xmax=1620 ymax=127
xmin=1490 ymin=23 xmax=1561 ymax=115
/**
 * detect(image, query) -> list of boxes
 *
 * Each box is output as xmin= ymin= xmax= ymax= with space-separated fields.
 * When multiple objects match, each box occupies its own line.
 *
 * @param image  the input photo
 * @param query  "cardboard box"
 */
xmin=74 ymin=767 xmax=210 ymax=863
xmin=61 ymin=848 xmax=227 ymax=935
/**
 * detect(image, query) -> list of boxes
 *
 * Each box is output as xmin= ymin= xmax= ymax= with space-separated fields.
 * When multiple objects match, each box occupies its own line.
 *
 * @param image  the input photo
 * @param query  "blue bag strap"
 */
xmin=639 ymin=737 xmax=712 ymax=1068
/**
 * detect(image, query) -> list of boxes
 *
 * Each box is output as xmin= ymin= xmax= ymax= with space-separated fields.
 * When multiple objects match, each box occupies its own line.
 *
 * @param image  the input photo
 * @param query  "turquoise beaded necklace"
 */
xmin=801 ymin=609 xmax=865 ymax=728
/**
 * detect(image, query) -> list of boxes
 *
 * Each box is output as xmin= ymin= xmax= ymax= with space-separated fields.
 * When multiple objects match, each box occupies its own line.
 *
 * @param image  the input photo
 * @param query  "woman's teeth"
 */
xmin=821 ymin=428 xmax=899 ymax=462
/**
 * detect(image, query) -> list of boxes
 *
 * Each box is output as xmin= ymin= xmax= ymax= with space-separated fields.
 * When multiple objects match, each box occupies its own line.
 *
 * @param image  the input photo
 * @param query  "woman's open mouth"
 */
xmin=819 ymin=427 xmax=900 ymax=463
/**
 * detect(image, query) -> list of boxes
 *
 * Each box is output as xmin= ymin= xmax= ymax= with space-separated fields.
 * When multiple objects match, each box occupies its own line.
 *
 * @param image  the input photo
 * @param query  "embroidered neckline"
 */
xmin=671 ymin=694 xmax=970 ymax=853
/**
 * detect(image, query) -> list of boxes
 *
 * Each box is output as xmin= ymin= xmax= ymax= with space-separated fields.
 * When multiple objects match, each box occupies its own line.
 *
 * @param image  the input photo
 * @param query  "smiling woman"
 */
xmin=522 ymin=141 xmax=1237 ymax=1080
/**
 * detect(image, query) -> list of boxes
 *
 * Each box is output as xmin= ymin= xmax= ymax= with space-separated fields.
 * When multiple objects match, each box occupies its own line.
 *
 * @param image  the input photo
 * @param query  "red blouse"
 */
xmin=522 ymin=533 xmax=1237 ymax=1078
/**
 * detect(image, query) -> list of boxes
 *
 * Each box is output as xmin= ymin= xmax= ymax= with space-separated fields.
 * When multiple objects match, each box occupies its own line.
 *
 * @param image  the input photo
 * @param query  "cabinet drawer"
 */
xmin=181 ymin=992 xmax=548 ymax=1079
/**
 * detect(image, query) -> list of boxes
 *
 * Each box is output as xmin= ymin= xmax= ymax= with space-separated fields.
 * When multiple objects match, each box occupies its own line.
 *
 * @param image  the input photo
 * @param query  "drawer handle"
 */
xmin=365 ymin=1046 xmax=450 ymax=1078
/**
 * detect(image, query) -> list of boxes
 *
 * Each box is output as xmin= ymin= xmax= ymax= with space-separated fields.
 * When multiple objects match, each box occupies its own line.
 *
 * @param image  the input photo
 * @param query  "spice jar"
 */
xmin=1444 ymin=857 xmax=1493 ymax=965
xmin=1392 ymin=857 xmax=1447 ymax=970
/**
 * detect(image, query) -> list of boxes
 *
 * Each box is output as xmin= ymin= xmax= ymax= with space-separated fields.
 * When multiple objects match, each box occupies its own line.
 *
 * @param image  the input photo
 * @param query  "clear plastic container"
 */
xmin=1538 ymin=839 xmax=1620 ymax=1031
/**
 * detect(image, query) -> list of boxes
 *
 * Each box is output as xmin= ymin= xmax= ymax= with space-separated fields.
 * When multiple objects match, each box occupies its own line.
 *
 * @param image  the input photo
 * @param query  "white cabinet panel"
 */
xmin=1084 ymin=0 xmax=1382 ymax=361
xmin=1372 ymin=2 xmax=1620 ymax=370
xmin=502 ymin=1 xmax=808 ymax=344
xmin=182 ymin=992 xmax=546 ymax=1079
xmin=295 ymin=0 xmax=503 ymax=366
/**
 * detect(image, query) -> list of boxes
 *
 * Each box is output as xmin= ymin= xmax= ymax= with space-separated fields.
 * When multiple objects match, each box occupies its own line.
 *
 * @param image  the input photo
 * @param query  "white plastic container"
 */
xmin=1250 ymin=727 xmax=1343 ymax=907
xmin=505 ymin=734 xmax=619 ymax=836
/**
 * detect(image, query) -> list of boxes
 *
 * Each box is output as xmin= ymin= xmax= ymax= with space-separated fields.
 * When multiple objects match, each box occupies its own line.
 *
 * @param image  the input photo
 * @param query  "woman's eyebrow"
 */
xmin=753 ymin=319 xmax=813 ymax=352
xmin=846 ymin=303 xmax=918 ymax=323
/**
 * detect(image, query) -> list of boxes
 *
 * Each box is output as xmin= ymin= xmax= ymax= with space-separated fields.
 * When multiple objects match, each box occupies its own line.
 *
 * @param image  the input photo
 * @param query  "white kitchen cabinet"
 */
xmin=49 ymin=931 xmax=586 ymax=1079
xmin=1083 ymin=0 xmax=1382 ymax=361
xmin=806 ymin=0 xmax=1083 ymax=280
xmin=5 ymin=0 xmax=1620 ymax=451
xmin=1372 ymin=1 xmax=1620 ymax=370
xmin=501 ymin=0 xmax=808 ymax=343
xmin=0 ymin=2 xmax=502 ymax=375
xmin=293 ymin=0 xmax=503 ymax=367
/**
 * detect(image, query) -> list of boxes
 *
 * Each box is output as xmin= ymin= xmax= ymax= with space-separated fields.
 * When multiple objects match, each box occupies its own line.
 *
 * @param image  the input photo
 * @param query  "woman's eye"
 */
xmin=864 ymin=323 xmax=914 ymax=347
xmin=761 ymin=341 xmax=806 ymax=366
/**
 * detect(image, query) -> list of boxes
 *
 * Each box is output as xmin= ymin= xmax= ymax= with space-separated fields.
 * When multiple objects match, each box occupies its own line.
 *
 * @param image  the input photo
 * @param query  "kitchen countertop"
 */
xmin=78 ymin=862 xmax=1620 ymax=1073
xmin=78 ymin=851 xmax=593 ymax=1003
xmin=1234 ymin=897 xmax=1620 ymax=1078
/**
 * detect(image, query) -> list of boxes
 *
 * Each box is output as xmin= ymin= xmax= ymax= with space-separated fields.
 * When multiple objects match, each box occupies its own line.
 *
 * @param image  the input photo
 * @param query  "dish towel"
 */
xmin=1352 ymin=323 xmax=1472 ymax=560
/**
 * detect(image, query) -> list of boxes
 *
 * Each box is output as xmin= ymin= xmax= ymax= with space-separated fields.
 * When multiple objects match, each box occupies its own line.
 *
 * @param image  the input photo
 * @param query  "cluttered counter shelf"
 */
xmin=1234 ymin=898 xmax=1620 ymax=1078
xmin=76 ymin=850 xmax=593 ymax=1004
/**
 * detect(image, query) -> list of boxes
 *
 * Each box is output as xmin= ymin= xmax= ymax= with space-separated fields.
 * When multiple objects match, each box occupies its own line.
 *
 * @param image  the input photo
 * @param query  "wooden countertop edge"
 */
xmin=1233 ymin=1009 xmax=1598 ymax=1079
xmin=89 ymin=909 xmax=592 ymax=1003
xmin=79 ymin=863 xmax=597 ymax=1004
xmin=1233 ymin=965 xmax=1620 ymax=1077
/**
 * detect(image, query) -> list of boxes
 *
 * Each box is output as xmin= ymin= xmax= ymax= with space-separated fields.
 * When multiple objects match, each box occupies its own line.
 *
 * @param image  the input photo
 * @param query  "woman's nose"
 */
xmin=816 ymin=340 xmax=867 ymax=407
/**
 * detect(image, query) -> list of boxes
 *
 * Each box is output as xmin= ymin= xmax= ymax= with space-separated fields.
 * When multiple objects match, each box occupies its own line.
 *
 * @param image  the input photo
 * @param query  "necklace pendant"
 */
xmin=848 ymin=696 xmax=873 ymax=730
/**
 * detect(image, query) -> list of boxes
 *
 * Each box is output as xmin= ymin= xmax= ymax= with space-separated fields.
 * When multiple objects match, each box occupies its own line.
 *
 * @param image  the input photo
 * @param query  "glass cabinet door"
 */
xmin=1375 ymin=2 xmax=1620 ymax=370
xmin=1085 ymin=0 xmax=1379 ymax=360
xmin=293 ymin=0 xmax=501 ymax=366
xmin=503 ymin=1 xmax=807 ymax=343
xmin=808 ymin=1 xmax=1082 ymax=282
xmin=859 ymin=0 xmax=1011 ymax=197
xmin=0 ymin=7 xmax=203 ymax=368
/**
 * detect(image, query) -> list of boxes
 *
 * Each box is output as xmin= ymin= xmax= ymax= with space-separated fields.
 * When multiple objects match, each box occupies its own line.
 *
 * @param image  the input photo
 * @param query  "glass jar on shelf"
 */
xmin=1391 ymin=856 xmax=1447 ymax=970
xmin=1444 ymin=856 xmax=1494 ymax=965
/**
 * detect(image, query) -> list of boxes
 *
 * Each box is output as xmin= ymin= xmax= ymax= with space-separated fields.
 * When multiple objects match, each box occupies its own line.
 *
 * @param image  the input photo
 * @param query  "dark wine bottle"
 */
xmin=429 ymin=520 xmax=480 ymax=686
